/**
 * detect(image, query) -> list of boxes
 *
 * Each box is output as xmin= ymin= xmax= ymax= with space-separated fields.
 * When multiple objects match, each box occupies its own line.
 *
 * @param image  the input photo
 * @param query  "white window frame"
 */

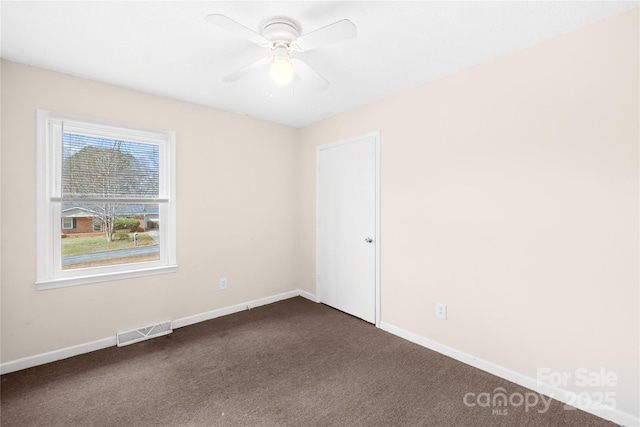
xmin=62 ymin=218 xmax=75 ymax=229
xmin=36 ymin=110 xmax=177 ymax=290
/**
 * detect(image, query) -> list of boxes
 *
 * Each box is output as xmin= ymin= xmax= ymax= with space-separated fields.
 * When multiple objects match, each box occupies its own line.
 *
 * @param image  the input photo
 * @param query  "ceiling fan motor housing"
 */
xmin=262 ymin=18 xmax=300 ymax=45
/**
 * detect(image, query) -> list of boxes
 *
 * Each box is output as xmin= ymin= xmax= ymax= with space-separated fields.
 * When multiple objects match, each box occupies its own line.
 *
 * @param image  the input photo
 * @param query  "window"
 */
xmin=37 ymin=110 xmax=177 ymax=289
xmin=62 ymin=218 xmax=76 ymax=229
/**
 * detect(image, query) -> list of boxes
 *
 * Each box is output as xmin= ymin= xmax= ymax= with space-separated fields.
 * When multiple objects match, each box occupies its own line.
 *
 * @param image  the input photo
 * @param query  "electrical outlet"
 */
xmin=435 ymin=303 xmax=447 ymax=320
xmin=219 ymin=277 xmax=228 ymax=290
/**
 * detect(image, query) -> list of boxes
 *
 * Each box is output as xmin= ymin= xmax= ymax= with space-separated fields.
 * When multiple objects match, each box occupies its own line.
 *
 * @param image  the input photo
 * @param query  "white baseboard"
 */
xmin=0 ymin=336 xmax=116 ymax=375
xmin=0 ymin=290 xmax=317 ymax=375
xmin=172 ymin=290 xmax=314 ymax=329
xmin=298 ymin=289 xmax=319 ymax=303
xmin=379 ymin=321 xmax=639 ymax=427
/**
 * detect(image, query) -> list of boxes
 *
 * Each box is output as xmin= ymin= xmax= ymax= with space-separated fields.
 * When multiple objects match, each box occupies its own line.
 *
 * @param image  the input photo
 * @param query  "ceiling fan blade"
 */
xmin=223 ymin=57 xmax=271 ymax=82
xmin=292 ymin=58 xmax=329 ymax=91
xmin=295 ymin=19 xmax=357 ymax=51
xmin=205 ymin=14 xmax=269 ymax=46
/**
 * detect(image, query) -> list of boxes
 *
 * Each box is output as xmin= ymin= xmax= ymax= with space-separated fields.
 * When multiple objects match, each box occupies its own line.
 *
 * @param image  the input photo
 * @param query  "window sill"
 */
xmin=36 ymin=265 xmax=178 ymax=290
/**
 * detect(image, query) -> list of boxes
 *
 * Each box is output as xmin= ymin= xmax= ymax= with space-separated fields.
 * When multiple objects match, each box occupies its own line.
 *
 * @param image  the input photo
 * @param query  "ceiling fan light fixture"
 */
xmin=207 ymin=14 xmax=356 ymax=90
xmin=270 ymin=45 xmax=294 ymax=85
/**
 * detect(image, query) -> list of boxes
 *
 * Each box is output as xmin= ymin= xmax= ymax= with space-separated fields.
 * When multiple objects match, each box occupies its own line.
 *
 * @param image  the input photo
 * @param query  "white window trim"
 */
xmin=62 ymin=218 xmax=74 ymax=229
xmin=36 ymin=110 xmax=177 ymax=290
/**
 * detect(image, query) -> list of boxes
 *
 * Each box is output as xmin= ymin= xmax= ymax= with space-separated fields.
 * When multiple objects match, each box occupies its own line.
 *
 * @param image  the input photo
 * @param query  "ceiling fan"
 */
xmin=205 ymin=14 xmax=357 ymax=91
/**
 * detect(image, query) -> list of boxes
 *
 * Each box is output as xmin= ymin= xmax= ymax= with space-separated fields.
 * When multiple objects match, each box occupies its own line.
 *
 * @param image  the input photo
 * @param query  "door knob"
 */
xmin=365 ymin=237 xmax=374 ymax=243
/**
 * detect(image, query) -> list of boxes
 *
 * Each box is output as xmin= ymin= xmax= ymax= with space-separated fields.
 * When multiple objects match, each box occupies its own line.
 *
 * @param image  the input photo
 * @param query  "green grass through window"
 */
xmin=61 ymin=233 xmax=156 ymax=256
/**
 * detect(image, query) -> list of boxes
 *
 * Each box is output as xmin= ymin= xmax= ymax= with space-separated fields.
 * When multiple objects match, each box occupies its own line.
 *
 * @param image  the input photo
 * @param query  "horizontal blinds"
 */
xmin=61 ymin=133 xmax=160 ymax=201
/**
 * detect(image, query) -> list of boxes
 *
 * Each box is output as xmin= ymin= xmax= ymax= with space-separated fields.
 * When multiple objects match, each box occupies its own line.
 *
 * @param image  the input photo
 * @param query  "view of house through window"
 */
xmin=60 ymin=133 xmax=161 ymax=270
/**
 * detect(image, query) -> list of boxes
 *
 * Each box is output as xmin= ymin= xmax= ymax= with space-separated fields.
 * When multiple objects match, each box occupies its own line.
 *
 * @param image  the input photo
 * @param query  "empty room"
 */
xmin=1 ymin=1 xmax=638 ymax=426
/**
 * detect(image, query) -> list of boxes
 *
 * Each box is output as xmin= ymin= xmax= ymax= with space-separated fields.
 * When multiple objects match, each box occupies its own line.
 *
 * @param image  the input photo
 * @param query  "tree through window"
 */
xmin=62 ymin=135 xmax=159 ymax=241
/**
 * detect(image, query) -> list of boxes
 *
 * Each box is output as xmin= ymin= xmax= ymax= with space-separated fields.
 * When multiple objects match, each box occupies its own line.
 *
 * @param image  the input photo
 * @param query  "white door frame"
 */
xmin=316 ymin=131 xmax=381 ymax=327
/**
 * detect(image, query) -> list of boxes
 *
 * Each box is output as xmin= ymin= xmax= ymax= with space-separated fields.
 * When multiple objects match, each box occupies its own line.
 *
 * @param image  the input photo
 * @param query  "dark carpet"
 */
xmin=0 ymin=297 xmax=615 ymax=426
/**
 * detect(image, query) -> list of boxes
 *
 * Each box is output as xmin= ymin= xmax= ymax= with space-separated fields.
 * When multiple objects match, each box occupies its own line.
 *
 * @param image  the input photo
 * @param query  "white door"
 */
xmin=317 ymin=133 xmax=379 ymax=324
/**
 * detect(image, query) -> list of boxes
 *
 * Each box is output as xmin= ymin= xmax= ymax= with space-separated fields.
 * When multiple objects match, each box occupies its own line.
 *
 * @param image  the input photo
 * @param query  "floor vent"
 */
xmin=117 ymin=321 xmax=172 ymax=347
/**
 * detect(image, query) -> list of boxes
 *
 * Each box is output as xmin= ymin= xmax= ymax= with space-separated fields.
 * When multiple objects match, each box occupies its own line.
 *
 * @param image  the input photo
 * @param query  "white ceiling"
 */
xmin=1 ymin=1 xmax=637 ymax=128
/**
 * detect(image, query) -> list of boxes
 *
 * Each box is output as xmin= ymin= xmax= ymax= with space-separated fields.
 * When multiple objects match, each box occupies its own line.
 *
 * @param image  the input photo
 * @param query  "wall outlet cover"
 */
xmin=436 ymin=303 xmax=447 ymax=320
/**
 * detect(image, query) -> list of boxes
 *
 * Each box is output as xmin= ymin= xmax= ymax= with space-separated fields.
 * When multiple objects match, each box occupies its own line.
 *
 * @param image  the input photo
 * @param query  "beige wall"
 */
xmin=298 ymin=9 xmax=639 ymax=418
xmin=1 ymin=6 xmax=638 ymax=421
xmin=1 ymin=60 xmax=299 ymax=361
